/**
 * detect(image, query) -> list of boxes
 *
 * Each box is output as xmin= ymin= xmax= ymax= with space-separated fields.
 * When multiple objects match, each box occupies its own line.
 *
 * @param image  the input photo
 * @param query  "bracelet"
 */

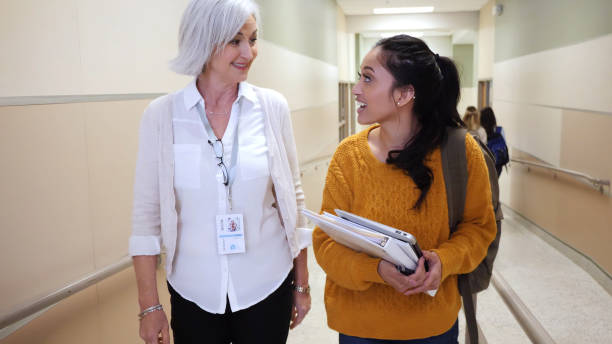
xmin=293 ymin=284 xmax=310 ymax=294
xmin=138 ymin=304 xmax=163 ymax=320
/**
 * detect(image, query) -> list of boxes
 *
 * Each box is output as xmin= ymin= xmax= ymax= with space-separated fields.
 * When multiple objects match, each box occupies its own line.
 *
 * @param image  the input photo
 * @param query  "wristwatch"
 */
xmin=293 ymin=284 xmax=310 ymax=294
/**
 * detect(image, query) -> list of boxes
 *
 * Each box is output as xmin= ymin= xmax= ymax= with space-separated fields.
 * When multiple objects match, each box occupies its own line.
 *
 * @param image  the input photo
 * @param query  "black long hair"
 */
xmin=375 ymin=35 xmax=463 ymax=209
xmin=480 ymin=106 xmax=497 ymax=138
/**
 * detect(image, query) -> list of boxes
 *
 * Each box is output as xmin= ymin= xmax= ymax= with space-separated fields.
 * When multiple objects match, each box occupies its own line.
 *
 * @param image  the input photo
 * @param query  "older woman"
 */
xmin=129 ymin=1 xmax=311 ymax=343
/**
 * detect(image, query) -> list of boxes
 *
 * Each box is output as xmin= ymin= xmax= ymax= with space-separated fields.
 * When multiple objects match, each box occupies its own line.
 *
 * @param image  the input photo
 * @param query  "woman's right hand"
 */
xmin=139 ymin=308 xmax=170 ymax=344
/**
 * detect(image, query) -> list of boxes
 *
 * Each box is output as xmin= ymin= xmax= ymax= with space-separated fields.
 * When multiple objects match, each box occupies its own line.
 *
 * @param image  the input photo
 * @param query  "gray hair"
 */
xmin=169 ymin=0 xmax=260 ymax=76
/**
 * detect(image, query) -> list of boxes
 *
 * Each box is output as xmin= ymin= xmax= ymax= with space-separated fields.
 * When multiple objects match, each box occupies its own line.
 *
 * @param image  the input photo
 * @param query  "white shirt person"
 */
xmin=129 ymin=1 xmax=311 ymax=343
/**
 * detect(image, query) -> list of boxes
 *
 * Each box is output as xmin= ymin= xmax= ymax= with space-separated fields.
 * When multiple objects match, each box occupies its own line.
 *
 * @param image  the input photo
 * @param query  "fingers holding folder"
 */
xmin=377 ymin=253 xmax=440 ymax=296
xmin=303 ymin=209 xmax=438 ymax=296
xmin=403 ymin=252 xmax=442 ymax=296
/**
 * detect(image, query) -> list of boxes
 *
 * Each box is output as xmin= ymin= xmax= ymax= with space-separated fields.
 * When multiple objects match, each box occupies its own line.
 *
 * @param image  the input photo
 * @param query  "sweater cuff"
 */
xmin=129 ymin=235 xmax=161 ymax=256
xmin=358 ymin=257 xmax=385 ymax=284
xmin=430 ymin=248 xmax=452 ymax=282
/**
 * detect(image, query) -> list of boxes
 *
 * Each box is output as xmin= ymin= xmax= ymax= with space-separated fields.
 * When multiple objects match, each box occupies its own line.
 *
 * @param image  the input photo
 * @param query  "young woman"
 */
xmin=463 ymin=106 xmax=487 ymax=143
xmin=313 ymin=35 xmax=497 ymax=343
xmin=480 ymin=107 xmax=509 ymax=177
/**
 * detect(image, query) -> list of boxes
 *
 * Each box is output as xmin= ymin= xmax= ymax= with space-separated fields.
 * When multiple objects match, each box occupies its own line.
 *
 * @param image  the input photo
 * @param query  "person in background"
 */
xmin=312 ymin=35 xmax=496 ymax=343
xmin=129 ymin=1 xmax=311 ymax=343
xmin=480 ymin=106 xmax=509 ymax=177
xmin=463 ymin=106 xmax=487 ymax=143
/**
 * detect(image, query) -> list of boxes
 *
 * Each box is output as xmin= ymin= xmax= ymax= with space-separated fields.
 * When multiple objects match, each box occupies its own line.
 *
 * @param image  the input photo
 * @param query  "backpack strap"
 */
xmin=441 ymin=127 xmax=479 ymax=344
xmin=461 ymin=280 xmax=479 ymax=343
xmin=441 ymin=127 xmax=468 ymax=232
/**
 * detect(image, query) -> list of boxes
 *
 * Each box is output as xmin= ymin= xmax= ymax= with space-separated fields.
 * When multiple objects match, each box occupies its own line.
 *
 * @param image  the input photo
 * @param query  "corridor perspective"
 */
xmin=1 ymin=0 xmax=611 ymax=343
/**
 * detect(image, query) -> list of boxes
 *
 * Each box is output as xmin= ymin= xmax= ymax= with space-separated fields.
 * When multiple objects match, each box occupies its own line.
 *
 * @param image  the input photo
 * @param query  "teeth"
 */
xmin=356 ymin=101 xmax=367 ymax=108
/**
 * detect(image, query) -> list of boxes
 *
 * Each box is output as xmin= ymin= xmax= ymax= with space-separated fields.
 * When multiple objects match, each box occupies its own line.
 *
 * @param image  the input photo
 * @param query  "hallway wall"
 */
xmin=0 ymin=0 xmax=339 ymax=342
xmin=490 ymin=0 xmax=612 ymax=273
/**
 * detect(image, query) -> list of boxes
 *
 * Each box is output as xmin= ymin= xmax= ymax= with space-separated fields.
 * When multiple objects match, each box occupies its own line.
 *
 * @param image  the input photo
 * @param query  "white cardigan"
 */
xmin=129 ymin=85 xmax=311 ymax=275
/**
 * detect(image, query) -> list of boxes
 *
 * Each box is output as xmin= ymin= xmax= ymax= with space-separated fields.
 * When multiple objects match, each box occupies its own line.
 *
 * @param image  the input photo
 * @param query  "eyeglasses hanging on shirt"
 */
xmin=208 ymin=139 xmax=229 ymax=185
xmin=196 ymin=101 xmax=241 ymax=210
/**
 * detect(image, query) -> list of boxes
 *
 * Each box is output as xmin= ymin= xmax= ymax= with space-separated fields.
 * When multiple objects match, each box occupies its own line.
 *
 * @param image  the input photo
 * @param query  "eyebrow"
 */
xmin=237 ymin=29 xmax=258 ymax=37
xmin=363 ymin=66 xmax=375 ymax=73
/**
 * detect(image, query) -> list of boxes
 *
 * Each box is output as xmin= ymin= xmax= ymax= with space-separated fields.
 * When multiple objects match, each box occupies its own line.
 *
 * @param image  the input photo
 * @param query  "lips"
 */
xmin=356 ymin=100 xmax=367 ymax=113
xmin=232 ymin=62 xmax=249 ymax=70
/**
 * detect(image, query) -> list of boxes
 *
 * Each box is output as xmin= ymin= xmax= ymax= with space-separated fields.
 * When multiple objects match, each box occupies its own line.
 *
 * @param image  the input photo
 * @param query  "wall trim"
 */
xmin=493 ymin=98 xmax=612 ymax=116
xmin=0 ymin=94 xmax=165 ymax=107
xmin=501 ymin=203 xmax=612 ymax=296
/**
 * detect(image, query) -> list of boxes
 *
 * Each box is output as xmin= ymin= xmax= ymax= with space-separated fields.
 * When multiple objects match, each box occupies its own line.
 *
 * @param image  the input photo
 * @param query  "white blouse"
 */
xmin=167 ymin=80 xmax=293 ymax=313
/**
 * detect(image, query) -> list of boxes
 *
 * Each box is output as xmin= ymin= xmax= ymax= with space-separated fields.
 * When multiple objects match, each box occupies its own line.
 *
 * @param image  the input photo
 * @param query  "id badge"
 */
xmin=216 ymin=214 xmax=245 ymax=255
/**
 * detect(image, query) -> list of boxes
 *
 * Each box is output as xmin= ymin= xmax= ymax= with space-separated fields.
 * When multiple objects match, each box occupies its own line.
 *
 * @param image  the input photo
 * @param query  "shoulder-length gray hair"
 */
xmin=170 ymin=0 xmax=260 ymax=76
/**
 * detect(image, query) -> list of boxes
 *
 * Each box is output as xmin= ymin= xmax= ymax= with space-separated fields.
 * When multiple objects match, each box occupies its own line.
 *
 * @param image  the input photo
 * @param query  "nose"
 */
xmin=352 ymin=83 xmax=361 ymax=96
xmin=240 ymin=42 xmax=253 ymax=60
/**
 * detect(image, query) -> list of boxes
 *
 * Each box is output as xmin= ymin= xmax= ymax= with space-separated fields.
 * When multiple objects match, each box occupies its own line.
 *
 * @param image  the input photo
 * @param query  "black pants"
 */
xmin=167 ymin=272 xmax=293 ymax=344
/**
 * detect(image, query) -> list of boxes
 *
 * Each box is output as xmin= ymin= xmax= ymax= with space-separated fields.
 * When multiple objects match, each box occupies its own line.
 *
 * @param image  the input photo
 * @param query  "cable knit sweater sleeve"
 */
xmin=312 ymin=142 xmax=386 ymax=291
xmin=431 ymin=134 xmax=497 ymax=282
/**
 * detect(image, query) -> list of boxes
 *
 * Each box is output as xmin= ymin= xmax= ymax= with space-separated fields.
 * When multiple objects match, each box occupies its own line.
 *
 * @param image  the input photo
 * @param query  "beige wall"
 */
xmin=3 ymin=268 xmax=171 ymax=344
xmin=0 ymin=99 xmax=145 ymax=313
xmin=1 ymin=0 xmax=340 ymax=341
xmin=491 ymin=14 xmax=612 ymax=272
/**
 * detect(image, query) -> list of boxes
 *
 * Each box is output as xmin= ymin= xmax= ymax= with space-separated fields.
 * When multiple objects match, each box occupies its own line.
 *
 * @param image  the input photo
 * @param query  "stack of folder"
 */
xmin=303 ymin=209 xmax=437 ymax=296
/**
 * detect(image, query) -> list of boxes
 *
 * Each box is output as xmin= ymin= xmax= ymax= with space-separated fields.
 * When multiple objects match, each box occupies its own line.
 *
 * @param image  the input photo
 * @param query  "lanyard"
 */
xmin=196 ymin=101 xmax=240 ymax=210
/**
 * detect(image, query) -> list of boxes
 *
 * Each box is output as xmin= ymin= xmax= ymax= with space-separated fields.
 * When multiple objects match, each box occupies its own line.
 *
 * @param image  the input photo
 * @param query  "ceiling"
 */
xmin=337 ymin=0 xmax=490 ymax=16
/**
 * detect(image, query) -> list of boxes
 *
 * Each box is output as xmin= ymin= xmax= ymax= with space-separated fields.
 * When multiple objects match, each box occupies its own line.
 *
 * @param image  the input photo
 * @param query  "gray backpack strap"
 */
xmin=441 ymin=127 xmax=479 ymax=343
xmin=460 ymin=280 xmax=479 ymax=344
xmin=441 ymin=127 xmax=468 ymax=231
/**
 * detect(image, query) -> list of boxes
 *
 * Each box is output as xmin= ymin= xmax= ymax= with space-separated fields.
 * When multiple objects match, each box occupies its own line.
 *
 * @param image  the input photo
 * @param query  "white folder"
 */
xmin=304 ymin=209 xmax=437 ymax=297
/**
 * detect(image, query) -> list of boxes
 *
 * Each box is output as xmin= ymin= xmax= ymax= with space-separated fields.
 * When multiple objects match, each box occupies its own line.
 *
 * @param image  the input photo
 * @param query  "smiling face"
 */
xmin=352 ymin=47 xmax=403 ymax=125
xmin=206 ymin=15 xmax=258 ymax=83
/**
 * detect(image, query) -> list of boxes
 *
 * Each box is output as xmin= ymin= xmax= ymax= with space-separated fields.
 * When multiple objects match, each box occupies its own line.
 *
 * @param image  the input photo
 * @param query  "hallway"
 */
xmin=2 ymin=0 xmax=612 ymax=342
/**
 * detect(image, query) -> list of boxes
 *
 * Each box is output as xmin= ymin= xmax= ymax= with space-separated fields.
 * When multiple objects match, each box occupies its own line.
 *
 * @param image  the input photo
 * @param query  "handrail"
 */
xmin=1 ymin=157 xmax=334 ymax=333
xmin=491 ymin=271 xmax=556 ymax=344
xmin=0 ymin=256 xmax=133 ymax=332
xmin=510 ymin=158 xmax=610 ymax=194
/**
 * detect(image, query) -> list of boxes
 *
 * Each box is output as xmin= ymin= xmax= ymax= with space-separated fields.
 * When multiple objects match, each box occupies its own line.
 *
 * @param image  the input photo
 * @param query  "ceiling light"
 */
xmin=373 ymin=7 xmax=434 ymax=15
xmin=380 ymin=32 xmax=424 ymax=38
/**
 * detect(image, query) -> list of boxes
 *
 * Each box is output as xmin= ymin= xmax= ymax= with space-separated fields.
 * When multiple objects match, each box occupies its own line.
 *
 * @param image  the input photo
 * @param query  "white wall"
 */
xmin=478 ymin=0 xmax=496 ymax=80
xmin=346 ymin=12 xmax=479 ymax=34
xmin=494 ymin=34 xmax=612 ymax=115
xmin=337 ymin=5 xmax=355 ymax=82
xmin=0 ymin=0 xmax=191 ymax=97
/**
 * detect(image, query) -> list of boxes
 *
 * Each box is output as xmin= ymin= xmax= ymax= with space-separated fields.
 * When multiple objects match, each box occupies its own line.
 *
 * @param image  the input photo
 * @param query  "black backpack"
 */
xmin=441 ymin=127 xmax=503 ymax=344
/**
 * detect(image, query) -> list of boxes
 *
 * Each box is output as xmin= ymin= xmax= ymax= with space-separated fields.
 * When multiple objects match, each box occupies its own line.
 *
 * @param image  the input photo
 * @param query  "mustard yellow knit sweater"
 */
xmin=313 ymin=125 xmax=497 ymax=340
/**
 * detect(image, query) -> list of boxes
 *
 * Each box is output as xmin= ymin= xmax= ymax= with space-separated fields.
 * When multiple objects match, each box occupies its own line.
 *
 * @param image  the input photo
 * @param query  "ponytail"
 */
xmin=435 ymin=56 xmax=462 ymax=127
xmin=376 ymin=35 xmax=462 ymax=209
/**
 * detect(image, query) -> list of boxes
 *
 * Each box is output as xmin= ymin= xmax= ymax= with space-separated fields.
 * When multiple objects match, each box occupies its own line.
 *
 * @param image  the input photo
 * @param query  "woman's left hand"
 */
xmin=403 ymin=250 xmax=442 ymax=296
xmin=289 ymin=289 xmax=311 ymax=329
